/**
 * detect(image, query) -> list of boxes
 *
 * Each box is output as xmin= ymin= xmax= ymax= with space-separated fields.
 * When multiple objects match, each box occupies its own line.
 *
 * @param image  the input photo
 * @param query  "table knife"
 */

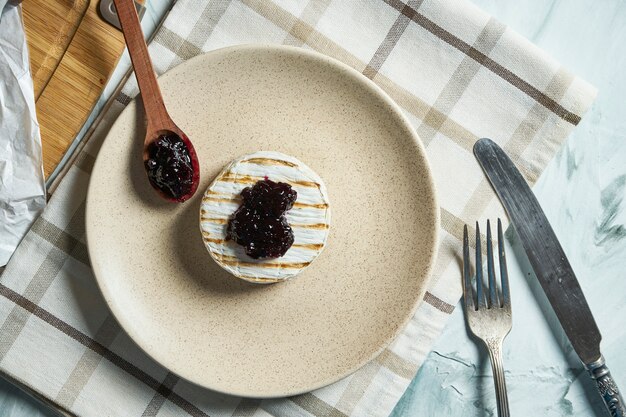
xmin=474 ymin=138 xmax=625 ymax=417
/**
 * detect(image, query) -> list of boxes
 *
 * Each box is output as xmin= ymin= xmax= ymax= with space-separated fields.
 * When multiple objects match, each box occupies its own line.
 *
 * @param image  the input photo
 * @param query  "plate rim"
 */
xmin=85 ymin=43 xmax=440 ymax=398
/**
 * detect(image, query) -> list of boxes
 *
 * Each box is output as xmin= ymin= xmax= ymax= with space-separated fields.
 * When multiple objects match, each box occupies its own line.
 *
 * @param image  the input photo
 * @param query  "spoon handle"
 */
xmin=113 ymin=0 xmax=172 ymax=130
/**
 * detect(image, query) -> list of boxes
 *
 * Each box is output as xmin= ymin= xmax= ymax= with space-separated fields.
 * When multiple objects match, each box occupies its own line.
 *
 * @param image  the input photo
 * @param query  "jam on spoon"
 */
xmin=227 ymin=179 xmax=298 ymax=259
xmin=144 ymin=133 xmax=197 ymax=202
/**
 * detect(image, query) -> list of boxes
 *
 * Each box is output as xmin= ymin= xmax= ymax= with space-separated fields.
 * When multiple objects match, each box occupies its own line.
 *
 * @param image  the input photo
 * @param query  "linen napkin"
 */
xmin=0 ymin=0 xmax=596 ymax=416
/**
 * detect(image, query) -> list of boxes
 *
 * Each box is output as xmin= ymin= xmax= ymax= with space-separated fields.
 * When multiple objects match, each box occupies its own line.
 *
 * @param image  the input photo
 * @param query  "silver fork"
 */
xmin=463 ymin=219 xmax=512 ymax=417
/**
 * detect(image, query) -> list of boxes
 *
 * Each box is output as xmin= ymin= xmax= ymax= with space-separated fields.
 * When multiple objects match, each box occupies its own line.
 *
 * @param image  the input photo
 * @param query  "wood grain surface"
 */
xmin=23 ymin=0 xmax=133 ymax=177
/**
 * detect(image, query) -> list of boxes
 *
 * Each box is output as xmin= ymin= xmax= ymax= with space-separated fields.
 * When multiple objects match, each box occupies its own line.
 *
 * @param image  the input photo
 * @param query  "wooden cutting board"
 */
xmin=23 ymin=0 xmax=141 ymax=178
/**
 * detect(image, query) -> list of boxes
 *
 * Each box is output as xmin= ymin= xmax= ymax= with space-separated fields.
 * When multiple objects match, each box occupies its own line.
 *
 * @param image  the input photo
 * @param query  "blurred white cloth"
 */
xmin=0 ymin=1 xmax=46 ymax=266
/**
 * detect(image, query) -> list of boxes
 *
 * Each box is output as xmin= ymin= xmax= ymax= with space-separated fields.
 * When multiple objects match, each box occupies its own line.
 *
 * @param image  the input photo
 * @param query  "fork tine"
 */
xmin=463 ymin=225 xmax=474 ymax=311
xmin=486 ymin=220 xmax=499 ymax=309
xmin=475 ymin=222 xmax=487 ymax=310
xmin=498 ymin=218 xmax=510 ymax=307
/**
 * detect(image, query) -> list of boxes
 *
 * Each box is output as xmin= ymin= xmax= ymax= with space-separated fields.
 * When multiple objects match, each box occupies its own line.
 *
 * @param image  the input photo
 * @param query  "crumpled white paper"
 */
xmin=0 ymin=1 xmax=46 ymax=266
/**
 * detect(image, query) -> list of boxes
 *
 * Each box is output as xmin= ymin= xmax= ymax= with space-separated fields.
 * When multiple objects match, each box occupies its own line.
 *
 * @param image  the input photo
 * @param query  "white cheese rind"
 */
xmin=199 ymin=151 xmax=331 ymax=283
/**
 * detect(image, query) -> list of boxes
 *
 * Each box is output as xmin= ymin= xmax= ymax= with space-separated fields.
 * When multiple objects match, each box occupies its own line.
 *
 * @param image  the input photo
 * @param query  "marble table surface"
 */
xmin=2 ymin=0 xmax=625 ymax=416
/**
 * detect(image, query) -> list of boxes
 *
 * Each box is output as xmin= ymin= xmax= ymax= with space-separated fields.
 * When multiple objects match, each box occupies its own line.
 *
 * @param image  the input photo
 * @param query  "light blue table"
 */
xmin=2 ymin=1 xmax=625 ymax=416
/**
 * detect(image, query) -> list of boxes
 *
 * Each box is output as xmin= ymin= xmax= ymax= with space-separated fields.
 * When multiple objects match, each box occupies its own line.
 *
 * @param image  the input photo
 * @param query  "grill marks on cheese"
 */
xmin=212 ymin=253 xmax=311 ymax=269
xmin=241 ymin=157 xmax=298 ymax=167
xmin=219 ymin=172 xmax=320 ymax=188
xmin=200 ymin=152 xmax=331 ymax=282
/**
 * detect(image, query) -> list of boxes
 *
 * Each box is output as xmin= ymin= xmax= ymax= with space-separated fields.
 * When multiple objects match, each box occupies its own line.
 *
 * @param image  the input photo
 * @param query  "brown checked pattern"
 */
xmin=0 ymin=0 xmax=595 ymax=416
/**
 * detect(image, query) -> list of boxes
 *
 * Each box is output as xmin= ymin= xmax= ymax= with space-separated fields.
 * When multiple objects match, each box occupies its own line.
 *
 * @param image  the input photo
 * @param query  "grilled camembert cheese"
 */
xmin=199 ymin=151 xmax=331 ymax=283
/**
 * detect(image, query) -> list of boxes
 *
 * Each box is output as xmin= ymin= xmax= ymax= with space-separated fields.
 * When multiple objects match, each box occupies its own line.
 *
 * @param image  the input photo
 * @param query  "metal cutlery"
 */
xmin=463 ymin=219 xmax=512 ymax=417
xmin=474 ymin=137 xmax=625 ymax=417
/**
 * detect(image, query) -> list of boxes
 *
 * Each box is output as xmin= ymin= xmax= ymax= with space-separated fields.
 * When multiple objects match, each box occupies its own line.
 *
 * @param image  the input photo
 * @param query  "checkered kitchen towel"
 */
xmin=0 ymin=0 xmax=596 ymax=416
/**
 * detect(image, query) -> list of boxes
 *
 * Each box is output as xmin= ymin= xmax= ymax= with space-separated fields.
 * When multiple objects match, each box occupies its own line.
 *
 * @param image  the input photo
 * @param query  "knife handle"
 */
xmin=587 ymin=356 xmax=626 ymax=417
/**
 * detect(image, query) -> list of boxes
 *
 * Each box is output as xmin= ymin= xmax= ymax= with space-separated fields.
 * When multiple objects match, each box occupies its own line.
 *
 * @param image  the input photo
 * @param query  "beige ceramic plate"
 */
xmin=86 ymin=45 xmax=439 ymax=398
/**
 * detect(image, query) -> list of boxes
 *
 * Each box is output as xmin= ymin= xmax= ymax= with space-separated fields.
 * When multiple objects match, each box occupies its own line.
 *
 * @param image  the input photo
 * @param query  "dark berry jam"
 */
xmin=145 ymin=133 xmax=196 ymax=202
xmin=227 ymin=179 xmax=298 ymax=259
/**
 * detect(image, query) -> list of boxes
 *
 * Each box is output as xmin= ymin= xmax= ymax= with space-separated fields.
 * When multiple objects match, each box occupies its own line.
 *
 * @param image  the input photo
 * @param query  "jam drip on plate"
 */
xmin=227 ymin=179 xmax=297 ymax=259
xmin=145 ymin=133 xmax=195 ymax=202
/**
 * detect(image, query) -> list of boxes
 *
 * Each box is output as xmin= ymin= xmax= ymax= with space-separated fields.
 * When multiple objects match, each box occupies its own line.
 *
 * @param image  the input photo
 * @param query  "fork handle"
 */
xmin=485 ymin=338 xmax=510 ymax=417
xmin=586 ymin=356 xmax=626 ymax=417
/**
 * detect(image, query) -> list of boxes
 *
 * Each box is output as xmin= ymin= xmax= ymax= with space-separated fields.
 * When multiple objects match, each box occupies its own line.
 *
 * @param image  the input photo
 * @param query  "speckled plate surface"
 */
xmin=86 ymin=45 xmax=439 ymax=398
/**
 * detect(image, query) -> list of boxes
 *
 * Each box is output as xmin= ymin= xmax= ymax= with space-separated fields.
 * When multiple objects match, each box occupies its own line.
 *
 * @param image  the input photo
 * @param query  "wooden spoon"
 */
xmin=113 ymin=0 xmax=200 ymax=202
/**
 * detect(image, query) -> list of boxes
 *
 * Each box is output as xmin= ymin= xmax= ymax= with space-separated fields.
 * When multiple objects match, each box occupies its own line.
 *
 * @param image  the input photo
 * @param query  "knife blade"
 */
xmin=474 ymin=138 xmax=625 ymax=417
